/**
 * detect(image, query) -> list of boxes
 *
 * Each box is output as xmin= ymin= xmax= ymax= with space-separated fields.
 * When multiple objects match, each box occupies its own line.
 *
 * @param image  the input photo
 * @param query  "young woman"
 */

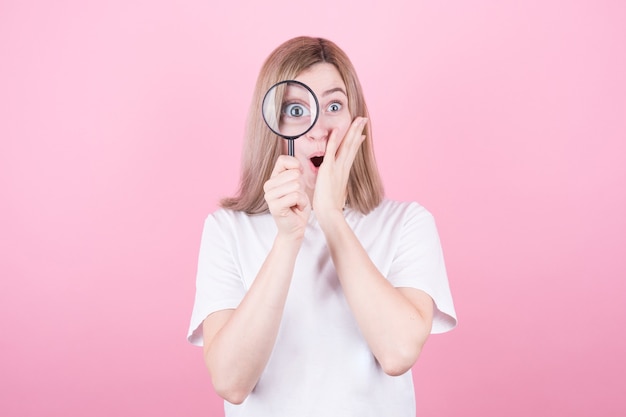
xmin=188 ymin=36 xmax=457 ymax=416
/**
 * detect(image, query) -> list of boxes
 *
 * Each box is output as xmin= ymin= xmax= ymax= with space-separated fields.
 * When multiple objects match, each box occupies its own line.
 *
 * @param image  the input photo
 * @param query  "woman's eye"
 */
xmin=283 ymin=103 xmax=310 ymax=118
xmin=327 ymin=102 xmax=342 ymax=112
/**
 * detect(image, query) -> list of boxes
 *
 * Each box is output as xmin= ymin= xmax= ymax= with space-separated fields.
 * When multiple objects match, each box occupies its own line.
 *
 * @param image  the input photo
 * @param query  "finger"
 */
xmin=338 ymin=117 xmax=366 ymax=155
xmin=293 ymin=190 xmax=310 ymax=213
xmin=265 ymin=168 xmax=303 ymax=198
xmin=324 ymin=128 xmax=342 ymax=161
xmin=264 ymin=178 xmax=302 ymax=203
xmin=264 ymin=168 xmax=301 ymax=192
xmin=271 ymin=191 xmax=308 ymax=216
xmin=270 ymin=155 xmax=302 ymax=178
xmin=336 ymin=117 xmax=367 ymax=166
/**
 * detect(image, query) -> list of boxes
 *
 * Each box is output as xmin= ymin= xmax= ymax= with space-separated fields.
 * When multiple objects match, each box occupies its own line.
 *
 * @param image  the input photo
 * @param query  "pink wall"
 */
xmin=1 ymin=1 xmax=625 ymax=416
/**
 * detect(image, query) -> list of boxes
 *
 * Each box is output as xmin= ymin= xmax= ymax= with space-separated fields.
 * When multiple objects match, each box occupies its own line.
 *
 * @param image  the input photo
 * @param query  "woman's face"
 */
xmin=289 ymin=63 xmax=353 ymax=200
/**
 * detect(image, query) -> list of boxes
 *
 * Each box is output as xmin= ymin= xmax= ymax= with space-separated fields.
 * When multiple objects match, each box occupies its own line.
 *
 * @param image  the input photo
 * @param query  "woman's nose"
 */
xmin=305 ymin=117 xmax=329 ymax=141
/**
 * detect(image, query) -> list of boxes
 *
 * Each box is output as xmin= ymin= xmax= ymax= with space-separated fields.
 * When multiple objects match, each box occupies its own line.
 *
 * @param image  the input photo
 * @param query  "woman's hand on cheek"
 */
xmin=264 ymin=155 xmax=311 ymax=241
xmin=313 ymin=117 xmax=367 ymax=223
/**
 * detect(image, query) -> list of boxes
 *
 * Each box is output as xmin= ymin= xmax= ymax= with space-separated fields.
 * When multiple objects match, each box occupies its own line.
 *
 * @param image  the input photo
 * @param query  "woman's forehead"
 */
xmin=295 ymin=63 xmax=347 ymax=97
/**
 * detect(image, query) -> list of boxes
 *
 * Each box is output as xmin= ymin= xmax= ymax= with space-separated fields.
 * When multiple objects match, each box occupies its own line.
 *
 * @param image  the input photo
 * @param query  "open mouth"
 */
xmin=310 ymin=156 xmax=324 ymax=168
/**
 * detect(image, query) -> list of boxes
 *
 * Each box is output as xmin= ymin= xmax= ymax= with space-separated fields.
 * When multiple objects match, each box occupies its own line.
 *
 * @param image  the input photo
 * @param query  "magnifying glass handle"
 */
xmin=288 ymin=139 xmax=294 ymax=157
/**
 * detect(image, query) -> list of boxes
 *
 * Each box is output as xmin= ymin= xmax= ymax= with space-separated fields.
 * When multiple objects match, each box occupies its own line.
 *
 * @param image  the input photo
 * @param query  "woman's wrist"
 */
xmin=316 ymin=208 xmax=346 ymax=233
xmin=274 ymin=231 xmax=305 ymax=250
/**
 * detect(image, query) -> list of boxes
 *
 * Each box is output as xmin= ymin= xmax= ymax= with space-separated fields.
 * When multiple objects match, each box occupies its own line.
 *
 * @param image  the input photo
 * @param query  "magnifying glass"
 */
xmin=262 ymin=80 xmax=319 ymax=156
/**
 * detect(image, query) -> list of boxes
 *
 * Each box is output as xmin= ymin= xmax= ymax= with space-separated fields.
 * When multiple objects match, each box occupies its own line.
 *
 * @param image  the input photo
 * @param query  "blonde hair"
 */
xmin=221 ymin=36 xmax=384 ymax=214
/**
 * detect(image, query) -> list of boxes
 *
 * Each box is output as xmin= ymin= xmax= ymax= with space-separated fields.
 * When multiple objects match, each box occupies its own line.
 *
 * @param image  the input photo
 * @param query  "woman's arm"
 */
xmin=202 ymin=234 xmax=301 ymax=404
xmin=202 ymin=156 xmax=310 ymax=404
xmin=314 ymin=119 xmax=434 ymax=375
xmin=317 ymin=211 xmax=434 ymax=376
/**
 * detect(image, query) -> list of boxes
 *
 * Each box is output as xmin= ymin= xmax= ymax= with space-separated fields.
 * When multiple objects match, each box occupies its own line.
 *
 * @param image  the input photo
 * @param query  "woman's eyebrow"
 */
xmin=322 ymin=87 xmax=347 ymax=97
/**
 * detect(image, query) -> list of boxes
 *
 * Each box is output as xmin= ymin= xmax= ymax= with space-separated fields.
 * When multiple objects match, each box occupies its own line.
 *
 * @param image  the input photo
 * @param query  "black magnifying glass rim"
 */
xmin=261 ymin=79 xmax=320 ymax=140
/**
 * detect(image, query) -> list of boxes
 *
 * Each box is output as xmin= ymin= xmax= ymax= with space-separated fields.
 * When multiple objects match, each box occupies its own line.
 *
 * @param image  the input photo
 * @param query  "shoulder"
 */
xmin=205 ymin=208 xmax=270 ymax=225
xmin=366 ymin=199 xmax=434 ymax=224
xmin=203 ymin=208 xmax=275 ymax=238
xmin=346 ymin=199 xmax=436 ymax=240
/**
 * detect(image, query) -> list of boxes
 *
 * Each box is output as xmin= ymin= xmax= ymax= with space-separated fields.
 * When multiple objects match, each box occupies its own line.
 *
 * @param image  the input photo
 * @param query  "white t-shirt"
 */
xmin=188 ymin=199 xmax=457 ymax=417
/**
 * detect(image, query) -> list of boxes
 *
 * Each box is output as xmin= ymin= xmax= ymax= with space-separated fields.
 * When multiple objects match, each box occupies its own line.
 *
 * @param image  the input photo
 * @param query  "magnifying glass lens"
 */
xmin=262 ymin=81 xmax=318 ymax=138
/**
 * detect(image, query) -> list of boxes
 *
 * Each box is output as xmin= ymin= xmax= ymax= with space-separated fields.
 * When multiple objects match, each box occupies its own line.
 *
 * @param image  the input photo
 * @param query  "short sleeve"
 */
xmin=387 ymin=203 xmax=457 ymax=334
xmin=186 ymin=212 xmax=246 ymax=346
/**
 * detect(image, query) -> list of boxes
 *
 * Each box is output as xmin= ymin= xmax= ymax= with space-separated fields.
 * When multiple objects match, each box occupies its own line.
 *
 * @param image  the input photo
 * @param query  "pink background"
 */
xmin=2 ymin=0 xmax=625 ymax=416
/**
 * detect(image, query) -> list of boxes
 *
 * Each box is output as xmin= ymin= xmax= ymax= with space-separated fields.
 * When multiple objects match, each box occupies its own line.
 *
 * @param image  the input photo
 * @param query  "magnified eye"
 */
xmin=327 ymin=102 xmax=342 ymax=112
xmin=283 ymin=103 xmax=310 ymax=118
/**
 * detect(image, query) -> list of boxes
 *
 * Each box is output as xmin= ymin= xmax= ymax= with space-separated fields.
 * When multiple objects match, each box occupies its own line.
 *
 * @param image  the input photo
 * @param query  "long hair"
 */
xmin=220 ymin=36 xmax=384 ymax=214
